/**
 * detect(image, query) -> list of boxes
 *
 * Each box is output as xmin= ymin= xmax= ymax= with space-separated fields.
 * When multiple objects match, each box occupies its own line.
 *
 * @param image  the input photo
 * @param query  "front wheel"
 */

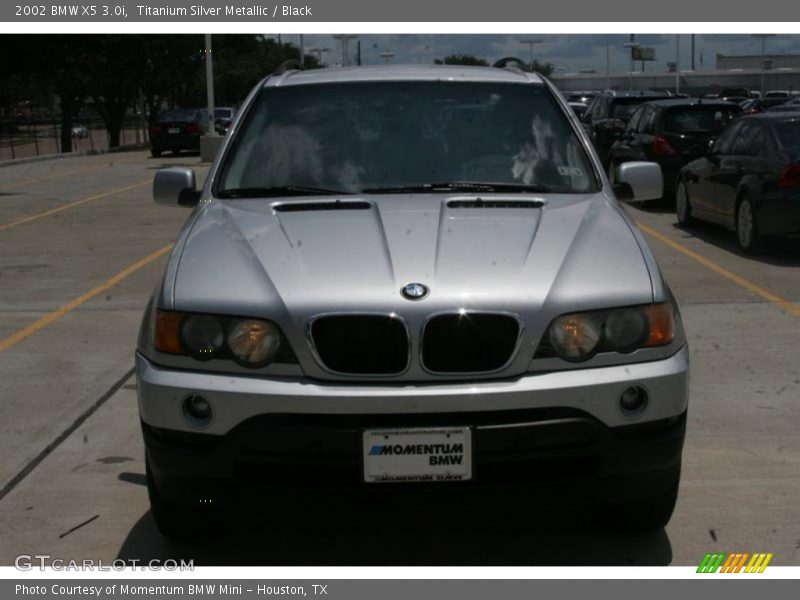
xmin=736 ymin=196 xmax=762 ymax=253
xmin=675 ymin=178 xmax=694 ymax=226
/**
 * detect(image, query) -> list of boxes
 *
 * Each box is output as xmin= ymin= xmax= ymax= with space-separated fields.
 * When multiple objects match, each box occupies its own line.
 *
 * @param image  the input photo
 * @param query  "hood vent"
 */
xmin=274 ymin=200 xmax=371 ymax=213
xmin=447 ymin=199 xmax=544 ymax=209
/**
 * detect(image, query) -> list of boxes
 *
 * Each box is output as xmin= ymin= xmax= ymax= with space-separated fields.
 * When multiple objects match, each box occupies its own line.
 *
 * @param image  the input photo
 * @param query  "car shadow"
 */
xmin=672 ymin=220 xmax=800 ymax=267
xmin=116 ymin=490 xmax=673 ymax=566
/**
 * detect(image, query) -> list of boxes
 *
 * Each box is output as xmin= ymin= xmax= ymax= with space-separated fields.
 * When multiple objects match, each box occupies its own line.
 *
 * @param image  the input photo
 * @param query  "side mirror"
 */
xmin=153 ymin=167 xmax=200 ymax=207
xmin=612 ymin=161 xmax=663 ymax=202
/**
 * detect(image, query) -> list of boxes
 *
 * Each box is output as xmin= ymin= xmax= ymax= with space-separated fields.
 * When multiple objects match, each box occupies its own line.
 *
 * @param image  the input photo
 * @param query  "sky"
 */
xmin=269 ymin=34 xmax=800 ymax=73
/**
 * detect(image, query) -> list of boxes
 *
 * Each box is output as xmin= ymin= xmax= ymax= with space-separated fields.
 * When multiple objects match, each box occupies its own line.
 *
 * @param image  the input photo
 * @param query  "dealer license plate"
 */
xmin=362 ymin=427 xmax=472 ymax=483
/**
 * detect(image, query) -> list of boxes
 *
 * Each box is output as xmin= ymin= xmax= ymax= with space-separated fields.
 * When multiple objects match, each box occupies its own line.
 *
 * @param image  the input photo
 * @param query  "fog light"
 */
xmin=183 ymin=394 xmax=212 ymax=424
xmin=619 ymin=386 xmax=648 ymax=414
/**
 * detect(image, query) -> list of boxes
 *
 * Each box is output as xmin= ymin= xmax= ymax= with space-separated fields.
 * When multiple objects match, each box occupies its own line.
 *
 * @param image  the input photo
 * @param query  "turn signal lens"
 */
xmin=643 ymin=303 xmax=675 ymax=347
xmin=154 ymin=310 xmax=183 ymax=354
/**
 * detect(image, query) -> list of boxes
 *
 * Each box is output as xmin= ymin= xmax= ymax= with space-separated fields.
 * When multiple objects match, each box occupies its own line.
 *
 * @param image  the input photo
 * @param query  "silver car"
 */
xmin=138 ymin=65 xmax=688 ymax=539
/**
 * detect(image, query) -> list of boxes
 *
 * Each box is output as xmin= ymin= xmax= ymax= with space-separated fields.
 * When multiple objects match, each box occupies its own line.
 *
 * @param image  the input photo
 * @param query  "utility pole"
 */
xmin=675 ymin=34 xmax=680 ymax=95
xmin=520 ymin=39 xmax=543 ymax=71
xmin=333 ymin=34 xmax=358 ymax=67
xmin=624 ymin=36 xmax=639 ymax=91
xmin=605 ymin=37 xmax=610 ymax=90
xmin=204 ymin=34 xmax=215 ymax=136
xmin=753 ymin=34 xmax=776 ymax=97
xmin=299 ymin=34 xmax=304 ymax=67
xmin=691 ymin=34 xmax=695 ymax=70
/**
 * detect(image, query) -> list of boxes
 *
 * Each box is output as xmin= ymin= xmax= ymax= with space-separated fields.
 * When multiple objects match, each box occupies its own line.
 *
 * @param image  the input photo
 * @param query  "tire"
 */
xmin=150 ymin=147 xmax=162 ymax=158
xmin=146 ymin=459 xmax=223 ymax=540
xmin=736 ymin=195 xmax=762 ymax=253
xmin=597 ymin=466 xmax=681 ymax=532
xmin=675 ymin=178 xmax=694 ymax=226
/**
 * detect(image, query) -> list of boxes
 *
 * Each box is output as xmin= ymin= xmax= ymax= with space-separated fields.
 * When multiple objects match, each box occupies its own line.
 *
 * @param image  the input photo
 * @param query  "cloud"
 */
xmin=283 ymin=34 xmax=800 ymax=73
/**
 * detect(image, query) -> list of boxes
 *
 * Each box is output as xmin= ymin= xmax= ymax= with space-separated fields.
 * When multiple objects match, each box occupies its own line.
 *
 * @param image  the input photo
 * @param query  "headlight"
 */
xmin=227 ymin=319 xmax=281 ymax=367
xmin=603 ymin=308 xmax=648 ymax=353
xmin=548 ymin=313 xmax=602 ymax=361
xmin=180 ymin=315 xmax=224 ymax=360
xmin=540 ymin=302 xmax=675 ymax=362
xmin=154 ymin=310 xmax=294 ymax=367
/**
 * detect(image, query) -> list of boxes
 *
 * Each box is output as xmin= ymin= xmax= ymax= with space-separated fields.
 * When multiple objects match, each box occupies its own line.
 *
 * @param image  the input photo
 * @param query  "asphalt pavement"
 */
xmin=0 ymin=150 xmax=798 ymax=566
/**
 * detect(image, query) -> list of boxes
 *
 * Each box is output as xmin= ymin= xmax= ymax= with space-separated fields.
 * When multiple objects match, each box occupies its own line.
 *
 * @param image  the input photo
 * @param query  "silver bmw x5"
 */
xmin=137 ymin=65 xmax=688 ymax=539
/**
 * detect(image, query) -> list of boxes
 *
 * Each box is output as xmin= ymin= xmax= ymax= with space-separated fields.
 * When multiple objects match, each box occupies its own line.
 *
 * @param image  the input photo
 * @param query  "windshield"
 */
xmin=611 ymin=99 xmax=657 ymax=120
xmin=217 ymin=81 xmax=597 ymax=195
xmin=663 ymin=106 xmax=741 ymax=136
xmin=157 ymin=109 xmax=198 ymax=123
xmin=775 ymin=120 xmax=800 ymax=156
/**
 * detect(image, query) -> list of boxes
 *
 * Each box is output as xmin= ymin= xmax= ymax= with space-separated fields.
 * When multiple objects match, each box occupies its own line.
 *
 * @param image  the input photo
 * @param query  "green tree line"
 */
xmin=0 ymin=34 xmax=319 ymax=153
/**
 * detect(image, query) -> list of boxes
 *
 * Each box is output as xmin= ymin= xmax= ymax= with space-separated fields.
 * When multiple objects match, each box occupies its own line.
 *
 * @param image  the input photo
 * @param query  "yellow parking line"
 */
xmin=0 ymin=161 xmax=137 ymax=191
xmin=0 ymin=243 xmax=173 ymax=353
xmin=0 ymin=179 xmax=150 ymax=233
xmin=636 ymin=221 xmax=800 ymax=319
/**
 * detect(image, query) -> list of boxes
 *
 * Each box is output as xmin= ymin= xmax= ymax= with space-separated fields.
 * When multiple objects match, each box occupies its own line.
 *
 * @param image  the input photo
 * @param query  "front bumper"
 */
xmin=136 ymin=346 xmax=689 ymax=434
xmin=138 ymin=348 xmax=688 ymax=506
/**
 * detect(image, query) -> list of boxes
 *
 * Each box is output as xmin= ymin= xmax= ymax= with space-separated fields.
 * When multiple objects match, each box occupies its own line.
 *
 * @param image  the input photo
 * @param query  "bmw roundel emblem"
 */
xmin=401 ymin=282 xmax=429 ymax=300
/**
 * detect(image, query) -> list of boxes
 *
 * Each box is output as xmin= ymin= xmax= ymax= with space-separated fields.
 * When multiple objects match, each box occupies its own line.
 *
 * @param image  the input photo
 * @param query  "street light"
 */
xmin=309 ymin=47 xmax=331 ymax=65
xmin=624 ymin=40 xmax=640 ymax=91
xmin=379 ymin=51 xmax=395 ymax=64
xmin=519 ymin=39 xmax=543 ymax=71
xmin=752 ymin=34 xmax=777 ymax=97
xmin=333 ymin=34 xmax=359 ymax=67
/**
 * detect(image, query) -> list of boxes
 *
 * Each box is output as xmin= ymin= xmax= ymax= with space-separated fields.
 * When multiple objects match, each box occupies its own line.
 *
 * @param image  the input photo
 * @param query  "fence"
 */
xmin=0 ymin=116 xmax=149 ymax=162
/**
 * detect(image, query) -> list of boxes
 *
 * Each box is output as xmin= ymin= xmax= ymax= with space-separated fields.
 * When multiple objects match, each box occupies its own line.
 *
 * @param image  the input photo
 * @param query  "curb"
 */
xmin=0 ymin=143 xmax=150 ymax=169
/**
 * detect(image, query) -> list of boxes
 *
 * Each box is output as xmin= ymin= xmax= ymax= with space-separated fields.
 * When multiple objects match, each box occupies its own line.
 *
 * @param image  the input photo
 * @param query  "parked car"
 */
xmin=140 ymin=65 xmax=688 ymax=539
xmin=608 ymin=98 xmax=742 ymax=201
xmin=765 ymin=90 xmax=791 ymax=100
xmin=676 ymin=112 xmax=800 ymax=252
xmin=766 ymin=97 xmax=800 ymax=113
xmin=568 ymin=101 xmax=589 ymax=118
xmin=213 ymin=106 xmax=237 ymax=135
xmin=581 ymin=90 xmax=673 ymax=166
xmin=71 ymin=124 xmax=89 ymax=138
xmin=719 ymin=87 xmax=752 ymax=99
xmin=565 ymin=90 xmax=599 ymax=104
xmin=740 ymin=97 xmax=790 ymax=115
xmin=149 ymin=109 xmax=206 ymax=157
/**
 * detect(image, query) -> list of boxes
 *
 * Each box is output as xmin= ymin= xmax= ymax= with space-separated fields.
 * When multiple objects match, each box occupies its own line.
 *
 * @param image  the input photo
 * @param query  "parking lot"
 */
xmin=0 ymin=149 xmax=798 ymax=566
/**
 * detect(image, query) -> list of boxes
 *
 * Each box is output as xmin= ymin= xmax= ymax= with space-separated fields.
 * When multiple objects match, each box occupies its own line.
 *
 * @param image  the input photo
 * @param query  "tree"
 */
xmin=1 ymin=35 xmax=96 ymax=153
xmin=434 ymin=54 xmax=490 ymax=66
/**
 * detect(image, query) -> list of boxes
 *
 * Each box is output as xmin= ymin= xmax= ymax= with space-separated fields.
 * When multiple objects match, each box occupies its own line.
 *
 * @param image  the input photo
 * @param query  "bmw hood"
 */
xmin=169 ymin=193 xmax=655 ymax=323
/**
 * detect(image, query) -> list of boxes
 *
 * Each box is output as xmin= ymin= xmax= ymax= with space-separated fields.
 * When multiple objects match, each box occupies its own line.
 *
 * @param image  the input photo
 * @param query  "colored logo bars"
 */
xmin=697 ymin=553 xmax=773 ymax=573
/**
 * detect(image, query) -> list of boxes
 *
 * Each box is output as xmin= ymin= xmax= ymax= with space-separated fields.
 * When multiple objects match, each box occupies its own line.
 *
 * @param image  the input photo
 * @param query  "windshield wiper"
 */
xmin=216 ymin=185 xmax=350 ymax=199
xmin=360 ymin=181 xmax=550 ymax=194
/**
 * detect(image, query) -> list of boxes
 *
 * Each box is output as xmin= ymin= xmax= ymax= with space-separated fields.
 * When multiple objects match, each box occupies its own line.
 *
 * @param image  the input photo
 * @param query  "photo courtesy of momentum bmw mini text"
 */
xmin=0 ymin=0 xmax=799 ymax=597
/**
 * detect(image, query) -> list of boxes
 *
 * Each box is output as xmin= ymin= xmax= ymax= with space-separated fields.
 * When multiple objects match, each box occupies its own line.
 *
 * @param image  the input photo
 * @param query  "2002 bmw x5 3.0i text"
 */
xmin=137 ymin=65 xmax=688 ymax=539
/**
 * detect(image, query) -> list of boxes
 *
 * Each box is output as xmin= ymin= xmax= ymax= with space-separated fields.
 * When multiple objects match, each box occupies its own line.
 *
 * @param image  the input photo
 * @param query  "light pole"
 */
xmin=675 ymin=34 xmax=680 ymax=95
xmin=605 ymin=37 xmax=611 ymax=90
xmin=624 ymin=40 xmax=639 ymax=91
xmin=519 ymin=39 xmax=543 ymax=71
xmin=309 ymin=47 xmax=331 ymax=65
xmin=333 ymin=34 xmax=358 ymax=67
xmin=204 ymin=34 xmax=216 ymax=137
xmin=752 ymin=34 xmax=776 ymax=97
xmin=379 ymin=51 xmax=395 ymax=64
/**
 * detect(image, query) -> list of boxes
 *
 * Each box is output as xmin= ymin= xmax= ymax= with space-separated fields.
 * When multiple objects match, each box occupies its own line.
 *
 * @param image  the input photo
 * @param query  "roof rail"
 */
xmin=274 ymin=59 xmax=304 ymax=75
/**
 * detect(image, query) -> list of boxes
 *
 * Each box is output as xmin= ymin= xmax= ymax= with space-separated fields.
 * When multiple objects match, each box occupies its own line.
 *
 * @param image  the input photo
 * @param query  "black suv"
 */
xmin=608 ymin=98 xmax=742 ymax=201
xmin=580 ymin=90 xmax=673 ymax=167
